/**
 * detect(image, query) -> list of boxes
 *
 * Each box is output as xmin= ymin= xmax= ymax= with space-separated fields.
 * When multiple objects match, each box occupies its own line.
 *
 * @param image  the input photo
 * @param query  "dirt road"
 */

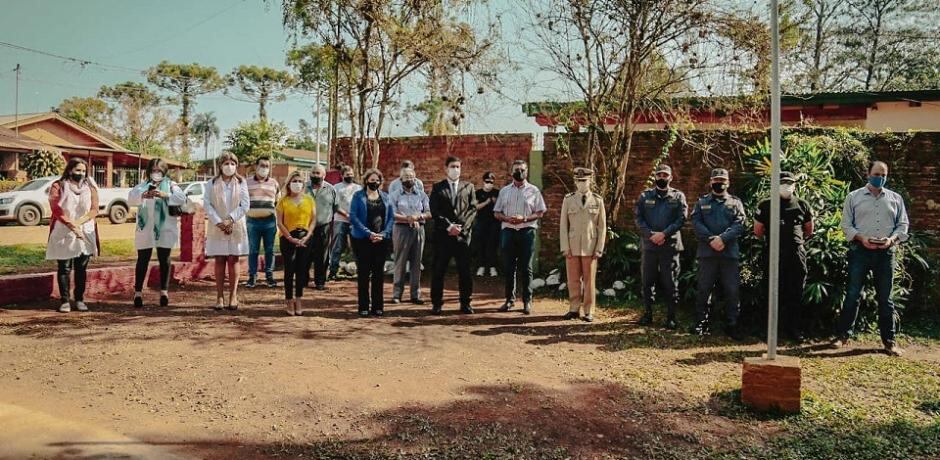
xmin=0 ymin=218 xmax=136 ymax=246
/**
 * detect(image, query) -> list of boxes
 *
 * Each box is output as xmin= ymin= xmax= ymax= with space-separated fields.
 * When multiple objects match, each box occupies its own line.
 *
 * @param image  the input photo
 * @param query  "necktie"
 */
xmin=581 ymin=194 xmax=586 ymax=206
xmin=451 ymin=182 xmax=457 ymax=206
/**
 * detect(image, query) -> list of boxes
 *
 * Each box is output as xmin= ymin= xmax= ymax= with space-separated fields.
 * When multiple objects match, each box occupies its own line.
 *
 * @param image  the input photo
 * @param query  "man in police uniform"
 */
xmin=560 ymin=167 xmax=607 ymax=322
xmin=754 ymin=171 xmax=814 ymax=341
xmin=691 ymin=168 xmax=746 ymax=340
xmin=634 ymin=164 xmax=688 ymax=329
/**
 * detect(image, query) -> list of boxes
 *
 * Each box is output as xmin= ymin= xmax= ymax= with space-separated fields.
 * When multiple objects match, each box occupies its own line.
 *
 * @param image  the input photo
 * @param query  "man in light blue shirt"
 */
xmin=389 ymin=167 xmax=431 ymax=304
xmin=388 ymin=160 xmax=425 ymax=195
xmin=834 ymin=161 xmax=910 ymax=356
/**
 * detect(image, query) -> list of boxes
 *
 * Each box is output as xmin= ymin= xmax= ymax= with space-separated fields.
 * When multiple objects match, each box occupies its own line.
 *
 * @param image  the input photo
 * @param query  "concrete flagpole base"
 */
xmin=741 ymin=355 xmax=801 ymax=413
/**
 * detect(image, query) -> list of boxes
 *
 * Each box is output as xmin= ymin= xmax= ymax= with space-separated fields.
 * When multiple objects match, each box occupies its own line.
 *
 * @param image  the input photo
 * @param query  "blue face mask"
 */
xmin=869 ymin=176 xmax=887 ymax=189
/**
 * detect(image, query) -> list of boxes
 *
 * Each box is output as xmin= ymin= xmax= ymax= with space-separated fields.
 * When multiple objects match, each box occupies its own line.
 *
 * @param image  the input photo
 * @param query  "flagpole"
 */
xmin=767 ymin=0 xmax=782 ymax=360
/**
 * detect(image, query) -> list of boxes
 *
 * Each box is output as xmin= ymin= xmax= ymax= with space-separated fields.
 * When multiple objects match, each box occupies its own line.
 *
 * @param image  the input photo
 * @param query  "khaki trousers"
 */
xmin=566 ymin=256 xmax=598 ymax=315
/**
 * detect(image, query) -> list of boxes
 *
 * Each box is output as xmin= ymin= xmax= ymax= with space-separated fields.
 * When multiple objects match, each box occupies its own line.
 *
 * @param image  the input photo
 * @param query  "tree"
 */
xmin=286 ymin=118 xmax=329 ymax=152
xmin=191 ymin=112 xmax=220 ymax=174
xmin=714 ymin=2 xmax=801 ymax=94
xmin=287 ymin=44 xmax=335 ymax=159
xmin=21 ymin=148 xmax=65 ymax=180
xmin=226 ymin=65 xmax=296 ymax=120
xmin=55 ymin=97 xmax=111 ymax=132
xmin=146 ymin=61 xmax=226 ymax=155
xmin=98 ymin=81 xmax=178 ymax=157
xmin=225 ymin=119 xmax=289 ymax=166
xmin=789 ymin=0 xmax=851 ymax=92
xmin=409 ymin=97 xmax=459 ymax=136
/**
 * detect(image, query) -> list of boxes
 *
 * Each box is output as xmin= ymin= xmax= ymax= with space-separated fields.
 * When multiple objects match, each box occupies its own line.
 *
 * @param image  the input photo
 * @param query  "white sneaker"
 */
xmin=75 ymin=301 xmax=88 ymax=312
xmin=476 ymin=267 xmax=485 ymax=277
xmin=58 ymin=302 xmax=71 ymax=313
xmin=489 ymin=267 xmax=498 ymax=277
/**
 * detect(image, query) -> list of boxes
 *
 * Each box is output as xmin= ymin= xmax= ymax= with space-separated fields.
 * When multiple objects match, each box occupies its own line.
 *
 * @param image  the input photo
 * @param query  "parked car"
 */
xmin=0 ymin=176 xmax=133 ymax=226
xmin=177 ymin=181 xmax=206 ymax=208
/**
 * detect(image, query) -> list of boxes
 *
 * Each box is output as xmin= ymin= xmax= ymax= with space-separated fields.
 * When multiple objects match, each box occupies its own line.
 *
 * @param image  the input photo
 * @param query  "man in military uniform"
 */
xmin=691 ymin=168 xmax=746 ymax=340
xmin=634 ymin=164 xmax=688 ymax=329
xmin=560 ymin=167 xmax=607 ymax=322
xmin=754 ymin=171 xmax=814 ymax=341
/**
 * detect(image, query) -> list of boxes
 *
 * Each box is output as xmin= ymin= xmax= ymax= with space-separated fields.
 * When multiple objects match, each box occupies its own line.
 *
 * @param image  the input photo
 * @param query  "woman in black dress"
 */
xmin=348 ymin=169 xmax=395 ymax=316
xmin=473 ymin=171 xmax=501 ymax=277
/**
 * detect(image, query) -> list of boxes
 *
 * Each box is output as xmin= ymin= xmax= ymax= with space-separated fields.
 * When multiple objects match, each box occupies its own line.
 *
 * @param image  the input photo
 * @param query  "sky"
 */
xmin=0 ymin=0 xmax=546 ymax=159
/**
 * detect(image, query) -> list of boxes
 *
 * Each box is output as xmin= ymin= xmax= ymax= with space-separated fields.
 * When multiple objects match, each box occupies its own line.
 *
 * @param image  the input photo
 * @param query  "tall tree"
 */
xmin=55 ymin=96 xmax=111 ymax=132
xmin=191 ymin=112 xmax=220 ymax=174
xmin=790 ymin=0 xmax=851 ymax=91
xmin=226 ymin=65 xmax=296 ymax=120
xmin=225 ymin=119 xmax=289 ymax=166
xmin=98 ymin=81 xmax=177 ymax=157
xmin=146 ymin=61 xmax=226 ymax=155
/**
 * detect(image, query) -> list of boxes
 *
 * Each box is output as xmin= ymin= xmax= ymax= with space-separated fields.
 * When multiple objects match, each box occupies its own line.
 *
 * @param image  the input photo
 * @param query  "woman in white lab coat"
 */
xmin=204 ymin=152 xmax=250 ymax=311
xmin=128 ymin=158 xmax=186 ymax=308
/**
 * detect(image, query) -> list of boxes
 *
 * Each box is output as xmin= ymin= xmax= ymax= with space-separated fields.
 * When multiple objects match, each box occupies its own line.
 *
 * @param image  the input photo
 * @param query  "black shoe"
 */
xmin=460 ymin=305 xmax=475 ymax=314
xmin=665 ymin=318 xmax=678 ymax=330
xmin=724 ymin=325 xmax=744 ymax=342
xmin=371 ymin=309 xmax=384 ymax=317
xmin=358 ymin=309 xmax=370 ymax=317
xmin=431 ymin=306 xmax=443 ymax=315
xmin=245 ymin=278 xmax=257 ymax=288
xmin=638 ymin=311 xmax=653 ymax=325
xmin=498 ymin=301 xmax=514 ymax=312
xmin=266 ymin=279 xmax=278 ymax=288
xmin=392 ymin=298 xmax=402 ymax=305
xmin=327 ymin=273 xmax=338 ymax=282
xmin=410 ymin=298 xmax=425 ymax=305
xmin=522 ymin=303 xmax=532 ymax=315
xmin=133 ymin=296 xmax=144 ymax=308
xmin=582 ymin=315 xmax=594 ymax=322
xmin=690 ymin=321 xmax=708 ymax=336
xmin=563 ymin=312 xmax=580 ymax=320
xmin=160 ymin=295 xmax=169 ymax=307
xmin=315 ymin=285 xmax=326 ymax=291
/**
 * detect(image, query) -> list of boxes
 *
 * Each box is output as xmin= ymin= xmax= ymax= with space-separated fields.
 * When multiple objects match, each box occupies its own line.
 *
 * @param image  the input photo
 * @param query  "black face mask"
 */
xmin=402 ymin=180 xmax=415 ymax=189
xmin=367 ymin=182 xmax=380 ymax=191
xmin=70 ymin=173 xmax=85 ymax=182
xmin=655 ymin=178 xmax=669 ymax=189
xmin=311 ymin=176 xmax=323 ymax=185
xmin=343 ymin=176 xmax=354 ymax=184
xmin=512 ymin=170 xmax=526 ymax=181
xmin=711 ymin=182 xmax=728 ymax=193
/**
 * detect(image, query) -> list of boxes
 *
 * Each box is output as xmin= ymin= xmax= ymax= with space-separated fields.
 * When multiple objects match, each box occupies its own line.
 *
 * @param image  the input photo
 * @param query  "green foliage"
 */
xmin=147 ymin=61 xmax=226 ymax=153
xmin=0 ymin=180 xmax=18 ymax=192
xmin=56 ymin=96 xmax=112 ymax=131
xmin=226 ymin=65 xmax=296 ymax=120
xmin=21 ymin=149 xmax=65 ymax=180
xmin=225 ymin=119 xmax=288 ymax=165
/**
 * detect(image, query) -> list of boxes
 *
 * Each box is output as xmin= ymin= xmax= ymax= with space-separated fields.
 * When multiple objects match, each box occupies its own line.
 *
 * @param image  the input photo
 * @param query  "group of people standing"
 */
xmin=44 ymin=153 xmax=910 ymax=355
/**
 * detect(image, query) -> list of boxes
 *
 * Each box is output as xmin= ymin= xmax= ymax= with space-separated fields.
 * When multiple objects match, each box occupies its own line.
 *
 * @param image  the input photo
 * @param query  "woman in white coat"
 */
xmin=46 ymin=158 xmax=99 ymax=313
xmin=128 ymin=158 xmax=186 ymax=308
xmin=204 ymin=152 xmax=250 ymax=311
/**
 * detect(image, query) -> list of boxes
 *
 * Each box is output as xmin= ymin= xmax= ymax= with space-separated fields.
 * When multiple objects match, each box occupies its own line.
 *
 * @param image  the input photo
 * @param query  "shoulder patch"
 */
xmin=565 ymin=192 xmax=576 ymax=198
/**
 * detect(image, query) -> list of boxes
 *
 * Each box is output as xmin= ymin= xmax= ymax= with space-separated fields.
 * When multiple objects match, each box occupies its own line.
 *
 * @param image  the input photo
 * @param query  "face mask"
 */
xmin=150 ymin=172 xmax=164 ymax=182
xmin=483 ymin=183 xmax=494 ymax=192
xmin=222 ymin=164 xmax=237 ymax=177
xmin=343 ymin=176 xmax=354 ymax=184
xmin=512 ymin=170 xmax=527 ymax=182
xmin=402 ymin=180 xmax=415 ymax=189
xmin=575 ymin=181 xmax=590 ymax=194
xmin=311 ymin=176 xmax=323 ymax=186
xmin=869 ymin=175 xmax=887 ymax=189
xmin=655 ymin=178 xmax=669 ymax=189
xmin=447 ymin=167 xmax=461 ymax=181
xmin=70 ymin=172 xmax=85 ymax=182
xmin=256 ymin=167 xmax=270 ymax=178
xmin=290 ymin=182 xmax=304 ymax=194
xmin=779 ymin=183 xmax=795 ymax=199
xmin=711 ymin=182 xmax=728 ymax=194
xmin=367 ymin=182 xmax=380 ymax=191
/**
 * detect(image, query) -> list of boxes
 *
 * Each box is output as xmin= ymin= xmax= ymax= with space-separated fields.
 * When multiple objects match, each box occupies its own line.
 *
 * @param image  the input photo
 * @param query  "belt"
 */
xmin=504 ymin=226 xmax=535 ymax=232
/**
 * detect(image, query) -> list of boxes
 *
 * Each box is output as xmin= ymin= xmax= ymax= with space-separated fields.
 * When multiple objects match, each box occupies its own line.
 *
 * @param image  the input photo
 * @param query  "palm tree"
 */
xmin=191 ymin=112 xmax=220 ymax=176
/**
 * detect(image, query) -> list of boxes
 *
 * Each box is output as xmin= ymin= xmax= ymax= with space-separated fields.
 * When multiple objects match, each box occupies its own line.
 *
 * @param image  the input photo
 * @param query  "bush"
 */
xmin=0 ymin=180 xmax=18 ymax=193
xmin=21 ymin=149 xmax=65 ymax=179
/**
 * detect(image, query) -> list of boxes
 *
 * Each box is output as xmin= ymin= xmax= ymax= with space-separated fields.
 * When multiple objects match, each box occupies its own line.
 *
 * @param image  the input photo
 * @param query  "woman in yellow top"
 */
xmin=276 ymin=171 xmax=317 ymax=316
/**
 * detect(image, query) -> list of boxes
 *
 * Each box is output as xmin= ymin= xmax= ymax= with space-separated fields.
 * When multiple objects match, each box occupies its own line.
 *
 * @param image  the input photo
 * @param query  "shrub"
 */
xmin=21 ymin=149 xmax=65 ymax=179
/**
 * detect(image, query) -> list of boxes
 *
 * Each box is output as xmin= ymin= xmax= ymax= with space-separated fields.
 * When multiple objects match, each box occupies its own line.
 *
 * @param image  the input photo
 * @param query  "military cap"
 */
xmin=654 ymin=164 xmax=672 ymax=175
xmin=573 ymin=167 xmax=594 ymax=179
xmin=710 ymin=168 xmax=730 ymax=179
xmin=780 ymin=171 xmax=796 ymax=183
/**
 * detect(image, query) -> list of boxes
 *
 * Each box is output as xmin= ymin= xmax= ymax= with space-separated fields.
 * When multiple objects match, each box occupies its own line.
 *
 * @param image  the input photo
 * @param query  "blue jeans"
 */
xmin=247 ymin=216 xmax=277 ymax=281
xmin=837 ymin=245 xmax=897 ymax=345
xmin=329 ymin=221 xmax=351 ymax=275
xmin=501 ymin=228 xmax=535 ymax=303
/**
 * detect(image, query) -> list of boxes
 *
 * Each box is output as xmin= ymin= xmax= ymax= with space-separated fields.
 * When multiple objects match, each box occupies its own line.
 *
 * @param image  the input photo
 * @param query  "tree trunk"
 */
xmin=180 ymin=95 xmax=191 ymax=156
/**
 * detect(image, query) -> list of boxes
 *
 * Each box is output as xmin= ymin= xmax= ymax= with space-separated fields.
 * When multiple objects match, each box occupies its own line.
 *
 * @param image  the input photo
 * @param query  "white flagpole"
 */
xmin=768 ymin=0 xmax=782 ymax=359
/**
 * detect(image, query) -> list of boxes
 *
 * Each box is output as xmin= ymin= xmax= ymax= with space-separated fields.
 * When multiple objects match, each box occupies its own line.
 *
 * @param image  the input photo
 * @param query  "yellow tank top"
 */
xmin=276 ymin=195 xmax=316 ymax=231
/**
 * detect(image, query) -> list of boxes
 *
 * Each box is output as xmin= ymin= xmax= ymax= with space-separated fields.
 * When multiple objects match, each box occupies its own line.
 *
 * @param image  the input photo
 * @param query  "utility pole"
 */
xmin=14 ymin=63 xmax=21 ymax=135
xmin=315 ymin=87 xmax=321 ymax=165
xmin=767 ymin=0 xmax=782 ymax=360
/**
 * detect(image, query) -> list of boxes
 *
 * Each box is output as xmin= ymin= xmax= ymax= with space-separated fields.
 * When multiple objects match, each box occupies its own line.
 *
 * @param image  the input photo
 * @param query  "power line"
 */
xmin=0 ymin=41 xmax=144 ymax=74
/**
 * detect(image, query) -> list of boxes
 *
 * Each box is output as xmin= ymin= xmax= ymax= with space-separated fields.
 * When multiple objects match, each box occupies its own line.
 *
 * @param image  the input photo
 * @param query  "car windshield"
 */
xmin=15 ymin=179 xmax=51 ymax=192
xmin=178 ymin=182 xmax=191 ymax=190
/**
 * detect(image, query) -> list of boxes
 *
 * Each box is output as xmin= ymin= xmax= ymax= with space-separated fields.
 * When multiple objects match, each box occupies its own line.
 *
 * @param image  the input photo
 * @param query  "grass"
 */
xmin=0 ymin=240 xmax=138 ymax=275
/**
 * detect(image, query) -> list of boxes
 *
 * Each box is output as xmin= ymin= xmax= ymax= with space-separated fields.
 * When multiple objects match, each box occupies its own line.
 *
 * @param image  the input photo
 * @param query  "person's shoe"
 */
xmin=410 ymin=298 xmax=425 ymax=305
xmin=638 ymin=310 xmax=653 ymax=325
xmin=372 ymin=309 xmax=385 ymax=317
xmin=58 ymin=302 xmax=71 ymax=313
xmin=522 ymin=303 xmax=532 ymax=315
xmin=829 ymin=337 xmax=849 ymax=349
xmin=664 ymin=318 xmax=678 ymax=330
xmin=460 ymin=305 xmax=475 ymax=314
xmin=489 ymin=267 xmax=498 ymax=277
xmin=884 ymin=343 xmax=904 ymax=357
xmin=245 ymin=278 xmax=257 ymax=288
xmin=476 ymin=267 xmax=485 ymax=277
xmin=266 ymin=279 xmax=278 ymax=288
xmin=134 ymin=296 xmax=144 ymax=308
xmin=431 ymin=306 xmax=443 ymax=315
xmin=690 ymin=321 xmax=708 ymax=336
xmin=328 ymin=273 xmax=338 ymax=282
xmin=582 ymin=315 xmax=594 ymax=322
xmin=75 ymin=301 xmax=88 ymax=312
xmin=498 ymin=301 xmax=514 ymax=312
xmin=315 ymin=285 xmax=326 ymax=291
xmin=160 ymin=295 xmax=169 ymax=308
xmin=563 ymin=311 xmax=580 ymax=320
xmin=358 ymin=309 xmax=370 ymax=317
xmin=724 ymin=325 xmax=744 ymax=342
xmin=392 ymin=298 xmax=402 ymax=305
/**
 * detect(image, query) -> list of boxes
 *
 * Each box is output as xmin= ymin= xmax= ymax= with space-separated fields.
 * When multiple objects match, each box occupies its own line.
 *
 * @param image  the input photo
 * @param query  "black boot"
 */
xmin=638 ymin=309 xmax=653 ymax=325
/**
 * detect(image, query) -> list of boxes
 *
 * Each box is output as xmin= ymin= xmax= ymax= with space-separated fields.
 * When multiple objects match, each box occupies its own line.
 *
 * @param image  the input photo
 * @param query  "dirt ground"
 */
xmin=0 ymin=218 xmax=136 ymax=246
xmin=1 ymin=277 xmax=937 ymax=459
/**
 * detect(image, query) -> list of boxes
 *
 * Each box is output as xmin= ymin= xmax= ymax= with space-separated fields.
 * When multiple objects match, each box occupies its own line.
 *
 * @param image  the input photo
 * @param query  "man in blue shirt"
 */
xmin=389 ymin=167 xmax=431 ymax=305
xmin=634 ymin=164 xmax=687 ymax=330
xmin=691 ymin=168 xmax=746 ymax=340
xmin=833 ymin=161 xmax=909 ymax=356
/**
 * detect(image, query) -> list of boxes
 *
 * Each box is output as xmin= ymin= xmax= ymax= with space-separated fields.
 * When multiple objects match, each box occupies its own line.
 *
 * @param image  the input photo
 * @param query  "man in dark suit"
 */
xmin=429 ymin=156 xmax=478 ymax=314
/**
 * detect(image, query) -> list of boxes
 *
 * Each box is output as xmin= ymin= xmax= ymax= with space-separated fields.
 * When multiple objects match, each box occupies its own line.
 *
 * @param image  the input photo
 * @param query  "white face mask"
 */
xmin=290 ymin=182 xmax=304 ymax=194
xmin=150 ymin=172 xmax=164 ymax=182
xmin=483 ymin=183 xmax=494 ymax=192
xmin=576 ymin=181 xmax=590 ymax=194
xmin=447 ymin=166 xmax=461 ymax=181
xmin=256 ymin=167 xmax=270 ymax=178
xmin=779 ymin=183 xmax=795 ymax=199
xmin=222 ymin=164 xmax=237 ymax=177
